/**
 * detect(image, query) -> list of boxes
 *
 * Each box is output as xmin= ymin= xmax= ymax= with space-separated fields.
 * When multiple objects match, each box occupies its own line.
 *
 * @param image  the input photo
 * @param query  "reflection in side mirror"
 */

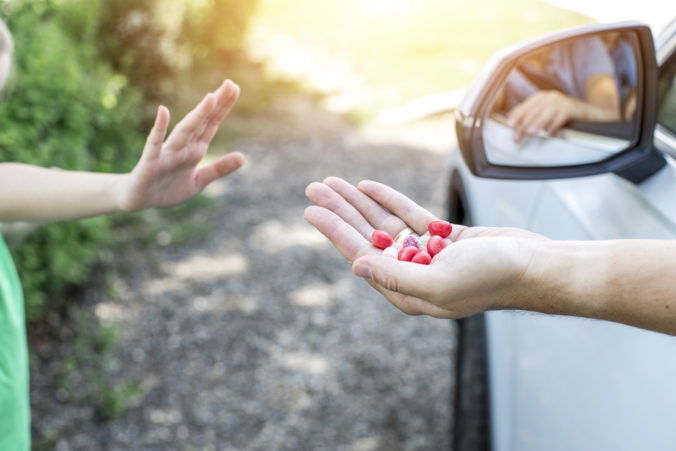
xmin=483 ymin=30 xmax=639 ymax=168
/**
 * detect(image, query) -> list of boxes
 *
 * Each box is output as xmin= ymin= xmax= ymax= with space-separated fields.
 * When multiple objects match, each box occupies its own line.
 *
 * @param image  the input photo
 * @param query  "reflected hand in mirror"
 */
xmin=506 ymin=79 xmax=619 ymax=142
xmin=498 ymin=34 xmax=624 ymax=142
xmin=484 ymin=30 xmax=639 ymax=167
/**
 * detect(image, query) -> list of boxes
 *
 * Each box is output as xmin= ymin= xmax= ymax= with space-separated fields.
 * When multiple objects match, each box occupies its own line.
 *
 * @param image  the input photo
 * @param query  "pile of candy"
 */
xmin=371 ymin=220 xmax=453 ymax=265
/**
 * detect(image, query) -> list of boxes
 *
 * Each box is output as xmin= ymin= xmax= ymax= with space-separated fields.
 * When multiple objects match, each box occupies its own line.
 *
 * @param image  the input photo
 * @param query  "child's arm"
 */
xmin=0 ymin=79 xmax=243 ymax=222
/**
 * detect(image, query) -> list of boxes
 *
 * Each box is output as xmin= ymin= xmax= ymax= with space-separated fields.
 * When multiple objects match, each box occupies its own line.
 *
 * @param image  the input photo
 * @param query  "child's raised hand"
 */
xmin=117 ymin=79 xmax=244 ymax=212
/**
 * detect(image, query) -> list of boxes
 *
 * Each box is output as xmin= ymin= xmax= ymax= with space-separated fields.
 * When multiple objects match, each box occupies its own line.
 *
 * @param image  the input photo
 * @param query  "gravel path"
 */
xmin=30 ymin=95 xmax=457 ymax=451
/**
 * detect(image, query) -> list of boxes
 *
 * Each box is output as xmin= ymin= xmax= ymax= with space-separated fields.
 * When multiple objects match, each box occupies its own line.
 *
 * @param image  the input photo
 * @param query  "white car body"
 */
xmin=448 ymin=19 xmax=676 ymax=451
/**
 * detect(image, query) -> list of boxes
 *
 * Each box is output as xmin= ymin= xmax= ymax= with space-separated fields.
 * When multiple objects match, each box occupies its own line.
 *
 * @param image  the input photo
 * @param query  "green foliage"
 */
xmin=95 ymin=0 xmax=177 ymax=102
xmin=0 ymin=1 xmax=145 ymax=321
xmin=0 ymin=0 xmax=260 ymax=322
xmin=52 ymin=307 xmax=142 ymax=422
xmin=96 ymin=0 xmax=259 ymax=102
xmin=183 ymin=0 xmax=259 ymax=65
xmin=31 ymin=428 xmax=58 ymax=451
xmin=95 ymin=380 xmax=142 ymax=421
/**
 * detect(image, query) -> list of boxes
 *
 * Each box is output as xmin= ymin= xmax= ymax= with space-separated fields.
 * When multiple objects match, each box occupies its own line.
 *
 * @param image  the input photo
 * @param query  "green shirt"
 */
xmin=0 ymin=233 xmax=30 ymax=450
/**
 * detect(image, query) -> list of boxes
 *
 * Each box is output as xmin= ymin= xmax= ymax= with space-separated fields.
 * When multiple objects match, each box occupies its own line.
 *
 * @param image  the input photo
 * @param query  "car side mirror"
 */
xmin=455 ymin=22 xmax=662 ymax=181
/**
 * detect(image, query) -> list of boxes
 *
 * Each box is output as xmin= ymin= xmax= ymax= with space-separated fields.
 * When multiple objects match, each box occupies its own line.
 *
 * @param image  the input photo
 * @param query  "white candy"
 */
xmin=382 ymin=245 xmax=399 ymax=259
xmin=419 ymin=231 xmax=431 ymax=250
xmin=394 ymin=227 xmax=414 ymax=245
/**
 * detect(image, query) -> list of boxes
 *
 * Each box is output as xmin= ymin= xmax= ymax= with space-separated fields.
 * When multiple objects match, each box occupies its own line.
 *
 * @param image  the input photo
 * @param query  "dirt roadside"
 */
xmin=30 ymin=94 xmax=458 ymax=451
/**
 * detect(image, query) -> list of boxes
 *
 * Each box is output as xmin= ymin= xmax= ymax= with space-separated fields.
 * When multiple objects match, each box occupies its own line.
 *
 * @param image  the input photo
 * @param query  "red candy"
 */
xmin=427 ymin=235 xmax=448 ymax=257
xmin=372 ymin=230 xmax=393 ymax=249
xmin=398 ymin=246 xmax=420 ymax=262
xmin=428 ymin=220 xmax=452 ymax=238
xmin=375 ymin=222 xmax=454 ymax=265
xmin=411 ymin=251 xmax=432 ymax=265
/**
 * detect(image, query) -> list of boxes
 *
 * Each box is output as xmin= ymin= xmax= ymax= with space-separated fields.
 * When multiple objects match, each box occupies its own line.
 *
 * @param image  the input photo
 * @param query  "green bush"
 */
xmin=183 ymin=0 xmax=259 ymax=65
xmin=0 ymin=2 xmax=145 ymax=321
xmin=96 ymin=0 xmax=259 ymax=102
xmin=0 ymin=0 xmax=260 ymax=321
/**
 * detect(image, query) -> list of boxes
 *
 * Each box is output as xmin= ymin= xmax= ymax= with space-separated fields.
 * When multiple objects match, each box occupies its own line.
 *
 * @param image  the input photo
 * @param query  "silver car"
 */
xmin=447 ymin=19 xmax=676 ymax=451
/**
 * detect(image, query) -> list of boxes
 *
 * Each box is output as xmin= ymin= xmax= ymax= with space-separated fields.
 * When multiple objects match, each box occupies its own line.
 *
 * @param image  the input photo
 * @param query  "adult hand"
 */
xmin=304 ymin=177 xmax=548 ymax=318
xmin=117 ymin=79 xmax=244 ymax=212
xmin=507 ymin=72 xmax=621 ymax=142
xmin=507 ymin=90 xmax=576 ymax=141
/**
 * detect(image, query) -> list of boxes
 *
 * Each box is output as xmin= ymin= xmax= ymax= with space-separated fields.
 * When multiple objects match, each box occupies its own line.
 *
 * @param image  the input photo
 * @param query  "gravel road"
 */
xmin=29 ymin=95 xmax=458 ymax=451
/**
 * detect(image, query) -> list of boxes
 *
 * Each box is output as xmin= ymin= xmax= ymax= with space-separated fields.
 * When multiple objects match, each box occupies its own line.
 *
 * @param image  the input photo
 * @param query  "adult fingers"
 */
xmin=303 ymin=206 xmax=380 ymax=263
xmin=508 ymin=96 xmax=544 ymax=140
xmin=518 ymin=100 xmax=547 ymax=137
xmin=323 ymin=177 xmax=407 ymax=237
xmin=142 ymin=106 xmax=170 ymax=161
xmin=506 ymin=99 xmax=531 ymax=140
xmin=194 ymin=152 xmax=244 ymax=190
xmin=528 ymin=106 xmax=558 ymax=136
xmin=356 ymin=180 xmax=437 ymax=236
xmin=352 ymin=255 xmax=439 ymax=301
xmin=365 ymin=278 xmax=454 ymax=318
xmin=546 ymin=109 xmax=569 ymax=135
xmin=306 ymin=181 xmax=376 ymax=239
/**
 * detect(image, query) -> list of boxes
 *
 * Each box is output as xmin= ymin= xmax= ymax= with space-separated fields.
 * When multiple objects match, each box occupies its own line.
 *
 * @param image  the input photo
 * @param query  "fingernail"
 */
xmin=527 ymin=126 xmax=537 ymax=135
xmin=353 ymin=261 xmax=372 ymax=280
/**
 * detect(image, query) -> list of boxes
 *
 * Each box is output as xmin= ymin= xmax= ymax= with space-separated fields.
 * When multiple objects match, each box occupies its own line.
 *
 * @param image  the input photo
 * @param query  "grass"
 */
xmin=247 ymin=0 xmax=593 ymax=117
xmin=50 ymin=307 xmax=142 ymax=422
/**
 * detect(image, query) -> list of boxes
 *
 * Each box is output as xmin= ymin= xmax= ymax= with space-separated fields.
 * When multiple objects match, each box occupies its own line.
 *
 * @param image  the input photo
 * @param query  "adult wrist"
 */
xmin=519 ymin=240 xmax=611 ymax=319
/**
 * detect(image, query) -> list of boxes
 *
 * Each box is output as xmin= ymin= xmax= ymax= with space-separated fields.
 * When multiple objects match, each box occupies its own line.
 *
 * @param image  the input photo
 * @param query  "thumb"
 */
xmin=194 ymin=152 xmax=245 ymax=190
xmin=352 ymin=255 xmax=434 ymax=299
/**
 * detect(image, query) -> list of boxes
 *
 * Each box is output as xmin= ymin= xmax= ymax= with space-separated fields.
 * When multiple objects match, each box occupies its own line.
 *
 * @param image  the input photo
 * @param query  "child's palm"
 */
xmin=120 ymin=80 xmax=244 ymax=212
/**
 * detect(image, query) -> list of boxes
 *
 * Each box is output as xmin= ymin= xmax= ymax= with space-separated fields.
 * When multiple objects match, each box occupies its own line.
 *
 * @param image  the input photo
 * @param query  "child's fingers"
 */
xmin=194 ymin=152 xmax=244 ymax=189
xmin=197 ymin=81 xmax=240 ymax=145
xmin=165 ymin=93 xmax=217 ymax=151
xmin=202 ymin=80 xmax=240 ymax=141
xmin=142 ymin=106 xmax=170 ymax=161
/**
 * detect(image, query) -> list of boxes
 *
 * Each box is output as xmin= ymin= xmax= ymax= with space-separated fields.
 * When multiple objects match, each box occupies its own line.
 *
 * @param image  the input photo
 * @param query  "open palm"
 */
xmin=305 ymin=177 xmax=548 ymax=318
xmin=118 ymin=79 xmax=244 ymax=212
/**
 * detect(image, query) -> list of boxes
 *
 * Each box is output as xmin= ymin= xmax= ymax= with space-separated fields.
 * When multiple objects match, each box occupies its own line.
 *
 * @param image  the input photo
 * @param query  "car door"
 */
xmin=530 ymin=19 xmax=676 ymax=242
xmin=485 ymin=20 xmax=676 ymax=451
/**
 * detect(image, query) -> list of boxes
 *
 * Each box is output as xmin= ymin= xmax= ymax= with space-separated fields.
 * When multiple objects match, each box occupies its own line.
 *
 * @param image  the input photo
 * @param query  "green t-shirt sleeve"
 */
xmin=0 ymin=234 xmax=31 ymax=451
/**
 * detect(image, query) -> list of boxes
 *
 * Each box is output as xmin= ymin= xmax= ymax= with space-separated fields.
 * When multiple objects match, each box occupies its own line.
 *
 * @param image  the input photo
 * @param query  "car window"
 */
xmin=657 ymin=51 xmax=676 ymax=134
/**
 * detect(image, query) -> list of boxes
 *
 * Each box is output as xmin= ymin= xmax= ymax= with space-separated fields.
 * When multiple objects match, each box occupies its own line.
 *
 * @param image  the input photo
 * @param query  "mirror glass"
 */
xmin=483 ymin=30 xmax=639 ymax=167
